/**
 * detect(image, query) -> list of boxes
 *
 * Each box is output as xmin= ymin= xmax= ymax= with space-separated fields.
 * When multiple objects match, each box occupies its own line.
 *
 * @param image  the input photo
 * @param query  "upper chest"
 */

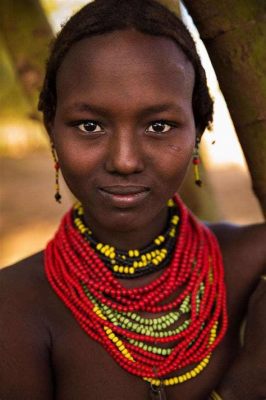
xmin=50 ymin=310 xmax=240 ymax=400
xmin=47 ymin=275 xmax=245 ymax=400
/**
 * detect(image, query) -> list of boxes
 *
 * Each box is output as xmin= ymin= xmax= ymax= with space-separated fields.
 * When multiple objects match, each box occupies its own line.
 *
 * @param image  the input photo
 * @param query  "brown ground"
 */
xmin=0 ymin=150 xmax=71 ymax=267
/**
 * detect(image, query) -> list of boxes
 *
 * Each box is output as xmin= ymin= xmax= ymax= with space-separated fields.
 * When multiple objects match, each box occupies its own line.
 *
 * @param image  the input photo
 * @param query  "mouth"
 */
xmin=98 ymin=186 xmax=150 ymax=208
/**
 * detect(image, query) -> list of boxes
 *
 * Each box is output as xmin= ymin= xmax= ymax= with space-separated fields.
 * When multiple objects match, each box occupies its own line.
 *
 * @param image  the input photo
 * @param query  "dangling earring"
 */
xmin=51 ymin=142 xmax=62 ymax=203
xmin=193 ymin=136 xmax=202 ymax=187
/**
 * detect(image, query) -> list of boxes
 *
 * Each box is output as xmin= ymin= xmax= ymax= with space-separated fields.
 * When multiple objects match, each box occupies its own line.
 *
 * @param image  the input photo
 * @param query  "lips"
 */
xmin=100 ymin=185 xmax=150 ymax=195
xmin=98 ymin=185 xmax=150 ymax=208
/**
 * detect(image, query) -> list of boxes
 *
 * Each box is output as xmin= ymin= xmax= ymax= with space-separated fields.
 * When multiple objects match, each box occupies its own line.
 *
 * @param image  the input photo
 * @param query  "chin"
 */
xmin=101 ymin=209 xmax=149 ymax=232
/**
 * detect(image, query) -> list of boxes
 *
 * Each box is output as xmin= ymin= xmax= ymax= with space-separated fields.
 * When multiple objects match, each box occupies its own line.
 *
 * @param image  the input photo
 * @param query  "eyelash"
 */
xmin=71 ymin=120 xmax=178 ymax=135
xmin=146 ymin=120 xmax=177 ymax=134
xmin=72 ymin=120 xmax=104 ymax=134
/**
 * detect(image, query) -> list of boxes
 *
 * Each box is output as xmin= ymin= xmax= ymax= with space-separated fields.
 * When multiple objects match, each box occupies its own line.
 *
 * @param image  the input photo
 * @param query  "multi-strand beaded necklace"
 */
xmin=45 ymin=195 xmax=228 ymax=397
xmin=73 ymin=199 xmax=179 ymax=279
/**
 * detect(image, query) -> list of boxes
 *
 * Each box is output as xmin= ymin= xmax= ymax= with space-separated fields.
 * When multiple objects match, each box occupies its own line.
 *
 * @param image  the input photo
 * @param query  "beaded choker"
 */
xmin=45 ymin=195 xmax=228 ymax=395
xmin=73 ymin=199 xmax=179 ymax=279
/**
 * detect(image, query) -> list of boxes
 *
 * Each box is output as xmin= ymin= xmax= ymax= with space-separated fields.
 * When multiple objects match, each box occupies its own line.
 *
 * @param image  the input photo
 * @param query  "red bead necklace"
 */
xmin=45 ymin=195 xmax=228 ymax=384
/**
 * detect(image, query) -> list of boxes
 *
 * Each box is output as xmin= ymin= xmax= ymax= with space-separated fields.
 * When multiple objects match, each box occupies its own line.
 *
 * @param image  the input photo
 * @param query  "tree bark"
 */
xmin=0 ymin=0 xmax=53 ymax=119
xmin=183 ymin=0 xmax=266 ymax=217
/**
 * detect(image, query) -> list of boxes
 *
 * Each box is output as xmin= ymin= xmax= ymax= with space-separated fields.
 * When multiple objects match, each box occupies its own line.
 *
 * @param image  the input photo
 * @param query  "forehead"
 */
xmin=56 ymin=29 xmax=195 ymax=110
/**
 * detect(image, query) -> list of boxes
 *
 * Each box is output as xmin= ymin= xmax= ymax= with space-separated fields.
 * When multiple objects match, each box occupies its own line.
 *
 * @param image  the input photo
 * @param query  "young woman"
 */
xmin=0 ymin=1 xmax=265 ymax=399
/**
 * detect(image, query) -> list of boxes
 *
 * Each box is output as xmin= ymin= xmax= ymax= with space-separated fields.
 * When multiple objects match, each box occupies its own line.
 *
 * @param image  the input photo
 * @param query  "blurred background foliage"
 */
xmin=0 ymin=0 xmax=264 ymax=267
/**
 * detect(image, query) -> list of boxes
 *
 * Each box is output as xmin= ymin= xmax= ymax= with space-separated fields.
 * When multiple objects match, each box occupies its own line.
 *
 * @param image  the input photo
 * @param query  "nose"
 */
xmin=105 ymin=129 xmax=144 ymax=175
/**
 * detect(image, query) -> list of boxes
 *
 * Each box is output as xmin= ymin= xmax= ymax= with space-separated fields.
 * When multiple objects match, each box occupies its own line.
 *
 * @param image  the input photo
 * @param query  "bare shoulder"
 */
xmin=0 ymin=252 xmax=54 ymax=399
xmin=208 ymin=222 xmax=266 ymax=303
xmin=1 ymin=251 xmax=46 ymax=288
xmin=209 ymin=222 xmax=266 ymax=272
xmin=0 ymin=252 xmax=50 ymax=321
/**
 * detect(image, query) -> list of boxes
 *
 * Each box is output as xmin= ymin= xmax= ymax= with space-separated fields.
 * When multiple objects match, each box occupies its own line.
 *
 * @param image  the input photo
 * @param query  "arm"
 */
xmin=209 ymin=223 xmax=266 ymax=400
xmin=215 ymin=276 xmax=266 ymax=400
xmin=0 ymin=266 xmax=54 ymax=400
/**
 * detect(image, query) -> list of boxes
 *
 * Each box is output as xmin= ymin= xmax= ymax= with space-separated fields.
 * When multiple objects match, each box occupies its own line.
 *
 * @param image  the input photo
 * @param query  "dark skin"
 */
xmin=0 ymin=30 xmax=266 ymax=400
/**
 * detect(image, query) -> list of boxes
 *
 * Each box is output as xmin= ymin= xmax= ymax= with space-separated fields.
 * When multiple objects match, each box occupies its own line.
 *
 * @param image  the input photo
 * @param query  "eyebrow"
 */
xmin=137 ymin=103 xmax=185 ymax=117
xmin=63 ymin=102 xmax=185 ymax=117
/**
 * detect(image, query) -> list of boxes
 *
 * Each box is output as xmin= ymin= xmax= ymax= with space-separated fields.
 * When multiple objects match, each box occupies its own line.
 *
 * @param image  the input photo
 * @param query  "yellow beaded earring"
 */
xmin=193 ymin=136 xmax=202 ymax=187
xmin=51 ymin=142 xmax=62 ymax=203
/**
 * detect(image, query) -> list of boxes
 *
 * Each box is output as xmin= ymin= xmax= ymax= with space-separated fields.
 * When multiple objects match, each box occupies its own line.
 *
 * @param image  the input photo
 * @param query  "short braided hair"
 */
xmin=39 ymin=0 xmax=213 ymax=134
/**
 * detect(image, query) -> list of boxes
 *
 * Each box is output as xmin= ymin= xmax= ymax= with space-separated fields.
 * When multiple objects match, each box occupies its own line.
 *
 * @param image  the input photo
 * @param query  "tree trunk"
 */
xmin=0 ymin=0 xmax=53 ymax=119
xmin=0 ymin=33 xmax=32 ymax=119
xmin=183 ymin=0 xmax=266 ymax=217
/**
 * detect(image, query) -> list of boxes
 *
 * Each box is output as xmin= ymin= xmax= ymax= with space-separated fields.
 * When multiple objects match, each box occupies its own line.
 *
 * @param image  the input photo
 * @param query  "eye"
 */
xmin=146 ymin=121 xmax=175 ymax=134
xmin=76 ymin=120 xmax=103 ymax=134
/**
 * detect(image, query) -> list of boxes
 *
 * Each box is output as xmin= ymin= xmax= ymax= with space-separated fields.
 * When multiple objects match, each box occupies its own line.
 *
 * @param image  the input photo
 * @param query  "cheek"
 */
xmin=157 ymin=140 xmax=194 ymax=180
xmin=151 ymin=139 xmax=194 ymax=197
xmin=53 ymin=137 xmax=103 ymax=193
xmin=54 ymin=130 xmax=98 ymax=171
xmin=156 ymin=118 xmax=196 ymax=181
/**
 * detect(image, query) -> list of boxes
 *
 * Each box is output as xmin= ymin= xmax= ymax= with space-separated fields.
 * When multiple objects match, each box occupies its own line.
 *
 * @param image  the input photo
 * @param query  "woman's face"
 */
xmin=51 ymin=29 xmax=196 ymax=240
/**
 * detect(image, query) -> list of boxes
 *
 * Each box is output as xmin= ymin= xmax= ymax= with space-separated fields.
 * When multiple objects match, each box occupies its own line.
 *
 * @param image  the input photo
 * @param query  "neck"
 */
xmin=82 ymin=206 xmax=169 ymax=251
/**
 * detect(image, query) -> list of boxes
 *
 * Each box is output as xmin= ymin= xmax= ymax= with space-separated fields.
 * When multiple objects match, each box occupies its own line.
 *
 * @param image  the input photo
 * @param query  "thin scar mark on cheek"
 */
xmin=167 ymin=144 xmax=182 ymax=153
